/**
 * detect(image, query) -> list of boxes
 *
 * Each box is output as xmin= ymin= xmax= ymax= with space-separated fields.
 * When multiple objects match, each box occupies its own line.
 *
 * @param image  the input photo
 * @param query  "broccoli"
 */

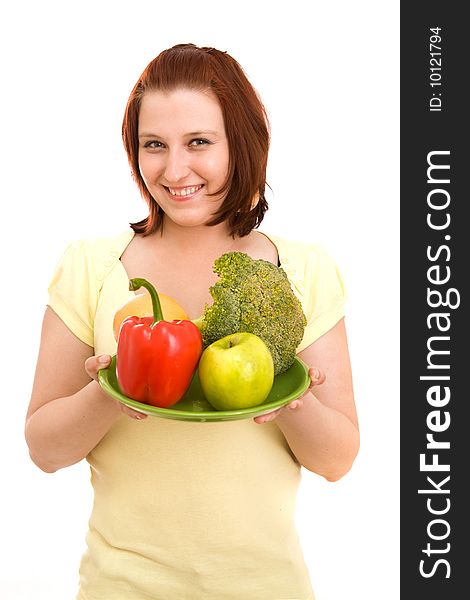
xmin=197 ymin=252 xmax=307 ymax=375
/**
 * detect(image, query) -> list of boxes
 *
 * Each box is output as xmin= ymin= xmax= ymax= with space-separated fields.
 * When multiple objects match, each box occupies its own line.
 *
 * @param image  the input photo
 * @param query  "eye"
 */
xmin=189 ymin=138 xmax=211 ymax=147
xmin=143 ymin=140 xmax=165 ymax=149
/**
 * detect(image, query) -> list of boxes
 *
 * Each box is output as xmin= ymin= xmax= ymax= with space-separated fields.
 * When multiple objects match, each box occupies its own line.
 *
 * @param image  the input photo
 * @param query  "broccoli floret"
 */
xmin=199 ymin=252 xmax=307 ymax=375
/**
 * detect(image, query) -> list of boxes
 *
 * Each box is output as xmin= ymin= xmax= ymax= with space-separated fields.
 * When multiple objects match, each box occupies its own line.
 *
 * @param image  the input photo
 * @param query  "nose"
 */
xmin=163 ymin=147 xmax=191 ymax=184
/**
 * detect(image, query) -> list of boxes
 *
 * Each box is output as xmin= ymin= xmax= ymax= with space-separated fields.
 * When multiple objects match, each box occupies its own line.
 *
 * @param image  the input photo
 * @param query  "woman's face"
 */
xmin=138 ymin=88 xmax=230 ymax=230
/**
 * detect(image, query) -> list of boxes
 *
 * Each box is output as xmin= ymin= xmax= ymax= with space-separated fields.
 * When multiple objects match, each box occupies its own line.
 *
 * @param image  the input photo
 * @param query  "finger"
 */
xmin=121 ymin=405 xmax=148 ymax=420
xmin=85 ymin=354 xmax=111 ymax=381
xmin=308 ymin=367 xmax=326 ymax=388
xmin=287 ymin=400 xmax=302 ymax=410
xmin=254 ymin=409 xmax=281 ymax=424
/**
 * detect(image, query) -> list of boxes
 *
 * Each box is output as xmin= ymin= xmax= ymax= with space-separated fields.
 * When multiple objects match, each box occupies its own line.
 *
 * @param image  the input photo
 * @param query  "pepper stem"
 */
xmin=129 ymin=278 xmax=164 ymax=324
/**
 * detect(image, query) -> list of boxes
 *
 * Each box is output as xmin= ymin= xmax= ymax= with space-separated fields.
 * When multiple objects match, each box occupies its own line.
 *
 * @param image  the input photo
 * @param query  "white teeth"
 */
xmin=168 ymin=185 xmax=202 ymax=197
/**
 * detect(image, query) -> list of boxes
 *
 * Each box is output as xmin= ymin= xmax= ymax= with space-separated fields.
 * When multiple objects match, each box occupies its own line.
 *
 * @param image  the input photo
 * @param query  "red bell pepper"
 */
xmin=116 ymin=278 xmax=202 ymax=408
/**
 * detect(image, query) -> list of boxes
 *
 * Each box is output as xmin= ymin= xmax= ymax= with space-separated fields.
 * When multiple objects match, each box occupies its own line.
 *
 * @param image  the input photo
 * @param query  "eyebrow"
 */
xmin=138 ymin=130 xmax=220 ymax=138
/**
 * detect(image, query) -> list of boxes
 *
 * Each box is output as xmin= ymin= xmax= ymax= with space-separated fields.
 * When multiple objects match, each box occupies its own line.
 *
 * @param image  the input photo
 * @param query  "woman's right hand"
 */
xmin=85 ymin=354 xmax=148 ymax=421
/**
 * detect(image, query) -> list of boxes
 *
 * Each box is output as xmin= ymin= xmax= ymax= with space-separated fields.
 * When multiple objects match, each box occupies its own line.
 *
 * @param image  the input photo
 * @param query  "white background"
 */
xmin=0 ymin=1 xmax=399 ymax=599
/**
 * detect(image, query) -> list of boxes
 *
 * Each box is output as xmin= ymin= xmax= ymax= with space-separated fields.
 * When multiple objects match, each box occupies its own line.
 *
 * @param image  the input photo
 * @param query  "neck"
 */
xmin=156 ymin=216 xmax=243 ymax=255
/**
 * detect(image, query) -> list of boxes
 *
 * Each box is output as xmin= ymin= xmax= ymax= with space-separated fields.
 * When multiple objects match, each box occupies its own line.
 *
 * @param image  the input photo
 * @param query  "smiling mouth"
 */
xmin=164 ymin=184 xmax=204 ymax=197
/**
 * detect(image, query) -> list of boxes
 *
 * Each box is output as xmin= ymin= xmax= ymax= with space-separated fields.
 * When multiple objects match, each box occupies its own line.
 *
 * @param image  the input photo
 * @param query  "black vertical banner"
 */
xmin=401 ymin=3 xmax=468 ymax=598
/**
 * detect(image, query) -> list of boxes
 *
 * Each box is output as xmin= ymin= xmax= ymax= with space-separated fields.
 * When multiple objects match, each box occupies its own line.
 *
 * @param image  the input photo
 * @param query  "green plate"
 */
xmin=98 ymin=355 xmax=310 ymax=422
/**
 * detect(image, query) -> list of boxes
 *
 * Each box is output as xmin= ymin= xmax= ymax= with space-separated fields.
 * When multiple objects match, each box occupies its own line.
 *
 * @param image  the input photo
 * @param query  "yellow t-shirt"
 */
xmin=48 ymin=229 xmax=346 ymax=600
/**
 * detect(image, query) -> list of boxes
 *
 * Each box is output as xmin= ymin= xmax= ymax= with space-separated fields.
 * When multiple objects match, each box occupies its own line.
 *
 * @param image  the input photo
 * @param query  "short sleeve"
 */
xmin=270 ymin=234 xmax=347 ymax=353
xmin=47 ymin=240 xmax=100 ymax=347
xmin=298 ymin=245 xmax=346 ymax=350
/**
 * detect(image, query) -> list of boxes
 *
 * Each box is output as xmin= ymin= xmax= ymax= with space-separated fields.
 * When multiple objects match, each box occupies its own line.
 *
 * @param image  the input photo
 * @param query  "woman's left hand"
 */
xmin=254 ymin=367 xmax=326 ymax=424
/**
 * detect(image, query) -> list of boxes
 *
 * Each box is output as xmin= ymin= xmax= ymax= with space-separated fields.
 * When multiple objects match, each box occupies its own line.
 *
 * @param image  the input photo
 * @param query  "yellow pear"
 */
xmin=113 ymin=291 xmax=188 ymax=340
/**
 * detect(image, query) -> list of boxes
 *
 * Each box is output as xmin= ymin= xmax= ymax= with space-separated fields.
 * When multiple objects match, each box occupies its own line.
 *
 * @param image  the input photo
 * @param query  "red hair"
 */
xmin=122 ymin=43 xmax=270 ymax=237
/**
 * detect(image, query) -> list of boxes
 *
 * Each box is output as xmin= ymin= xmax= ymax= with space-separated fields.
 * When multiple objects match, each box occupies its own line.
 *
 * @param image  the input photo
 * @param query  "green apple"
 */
xmin=198 ymin=332 xmax=274 ymax=410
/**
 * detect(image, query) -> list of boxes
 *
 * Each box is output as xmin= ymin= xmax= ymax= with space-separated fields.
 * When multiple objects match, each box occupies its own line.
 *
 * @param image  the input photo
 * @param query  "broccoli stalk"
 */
xmin=195 ymin=252 xmax=307 ymax=375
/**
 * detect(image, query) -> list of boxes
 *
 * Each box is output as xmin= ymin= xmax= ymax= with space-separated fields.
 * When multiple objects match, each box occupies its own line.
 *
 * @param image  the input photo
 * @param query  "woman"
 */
xmin=25 ymin=44 xmax=359 ymax=599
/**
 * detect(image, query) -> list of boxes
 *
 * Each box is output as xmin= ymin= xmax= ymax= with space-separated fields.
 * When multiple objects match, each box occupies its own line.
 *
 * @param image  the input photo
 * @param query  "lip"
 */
xmin=162 ymin=184 xmax=205 ymax=201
